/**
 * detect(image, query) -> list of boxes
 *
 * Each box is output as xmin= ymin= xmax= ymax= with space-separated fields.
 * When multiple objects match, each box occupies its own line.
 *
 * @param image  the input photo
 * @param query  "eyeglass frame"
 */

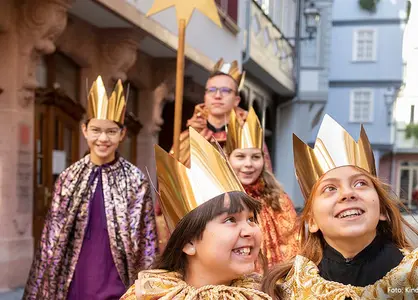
xmin=87 ymin=126 xmax=123 ymax=139
xmin=205 ymin=86 xmax=237 ymax=97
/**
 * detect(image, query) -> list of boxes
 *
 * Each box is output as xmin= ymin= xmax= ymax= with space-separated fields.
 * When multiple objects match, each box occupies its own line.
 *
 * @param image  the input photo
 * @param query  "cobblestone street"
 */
xmin=0 ymin=288 xmax=23 ymax=300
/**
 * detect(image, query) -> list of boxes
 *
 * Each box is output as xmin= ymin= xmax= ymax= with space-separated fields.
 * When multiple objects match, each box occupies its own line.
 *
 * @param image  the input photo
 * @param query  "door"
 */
xmin=33 ymin=90 xmax=82 ymax=248
xmin=33 ymin=104 xmax=51 ymax=246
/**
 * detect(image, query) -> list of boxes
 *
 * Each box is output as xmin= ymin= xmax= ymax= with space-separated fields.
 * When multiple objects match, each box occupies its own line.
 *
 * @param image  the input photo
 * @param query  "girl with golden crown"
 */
xmin=24 ymin=77 xmax=158 ymax=300
xmin=121 ymin=128 xmax=271 ymax=300
xmin=262 ymin=115 xmax=418 ymax=299
xmin=225 ymin=108 xmax=299 ymax=270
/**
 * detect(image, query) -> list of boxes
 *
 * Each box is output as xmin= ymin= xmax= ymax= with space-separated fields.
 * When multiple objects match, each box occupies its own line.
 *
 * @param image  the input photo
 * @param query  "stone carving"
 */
xmin=55 ymin=16 xmax=96 ymax=68
xmin=146 ymin=59 xmax=177 ymax=134
xmin=100 ymin=29 xmax=143 ymax=85
xmin=149 ymin=80 xmax=175 ymax=134
xmin=18 ymin=0 xmax=72 ymax=107
xmin=0 ymin=1 xmax=13 ymax=32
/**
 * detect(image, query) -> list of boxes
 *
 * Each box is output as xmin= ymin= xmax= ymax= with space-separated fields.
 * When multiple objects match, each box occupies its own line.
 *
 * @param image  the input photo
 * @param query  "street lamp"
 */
xmin=281 ymin=1 xmax=321 ymax=41
xmin=384 ymin=87 xmax=397 ymax=126
xmin=304 ymin=2 xmax=321 ymax=40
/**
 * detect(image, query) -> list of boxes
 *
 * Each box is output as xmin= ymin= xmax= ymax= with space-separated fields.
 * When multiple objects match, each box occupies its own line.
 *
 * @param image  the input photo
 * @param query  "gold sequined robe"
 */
xmin=120 ymin=270 xmax=272 ymax=299
xmin=278 ymin=248 xmax=418 ymax=299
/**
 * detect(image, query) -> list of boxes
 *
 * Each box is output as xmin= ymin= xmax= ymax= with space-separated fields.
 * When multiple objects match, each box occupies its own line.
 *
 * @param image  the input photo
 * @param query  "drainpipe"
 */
xmin=242 ymin=0 xmax=252 ymax=64
xmin=294 ymin=0 xmax=302 ymax=100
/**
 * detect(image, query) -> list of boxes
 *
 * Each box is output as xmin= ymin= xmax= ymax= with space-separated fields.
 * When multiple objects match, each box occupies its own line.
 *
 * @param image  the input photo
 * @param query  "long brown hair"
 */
xmin=262 ymin=167 xmax=418 ymax=298
xmin=152 ymin=191 xmax=262 ymax=275
xmin=261 ymin=169 xmax=285 ymax=212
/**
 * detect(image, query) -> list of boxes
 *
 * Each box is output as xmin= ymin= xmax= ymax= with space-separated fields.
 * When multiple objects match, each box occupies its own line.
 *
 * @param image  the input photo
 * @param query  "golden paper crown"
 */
xmin=293 ymin=114 xmax=376 ymax=200
xmin=87 ymin=76 xmax=126 ymax=124
xmin=226 ymin=107 xmax=263 ymax=154
xmin=212 ymin=58 xmax=246 ymax=91
xmin=155 ymin=127 xmax=245 ymax=232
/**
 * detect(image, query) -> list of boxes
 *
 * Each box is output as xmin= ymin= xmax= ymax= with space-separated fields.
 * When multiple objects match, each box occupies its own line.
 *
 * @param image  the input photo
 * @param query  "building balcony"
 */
xmin=243 ymin=0 xmax=295 ymax=95
xmin=77 ymin=0 xmax=243 ymax=71
xmin=395 ymin=126 xmax=418 ymax=152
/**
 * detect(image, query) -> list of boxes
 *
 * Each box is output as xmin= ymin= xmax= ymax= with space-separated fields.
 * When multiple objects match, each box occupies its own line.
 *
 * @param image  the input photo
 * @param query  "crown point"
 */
xmin=293 ymin=115 xmax=376 ymax=200
xmin=154 ymin=126 xmax=244 ymax=232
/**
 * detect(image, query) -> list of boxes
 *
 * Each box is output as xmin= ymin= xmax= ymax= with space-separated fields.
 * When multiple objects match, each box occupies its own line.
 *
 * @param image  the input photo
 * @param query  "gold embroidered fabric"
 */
xmin=121 ymin=270 xmax=272 ymax=300
xmin=278 ymin=248 xmax=418 ymax=299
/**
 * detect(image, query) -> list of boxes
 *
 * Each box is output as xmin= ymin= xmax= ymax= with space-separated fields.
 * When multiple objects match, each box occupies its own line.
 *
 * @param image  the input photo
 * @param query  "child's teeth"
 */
xmin=235 ymin=247 xmax=250 ymax=255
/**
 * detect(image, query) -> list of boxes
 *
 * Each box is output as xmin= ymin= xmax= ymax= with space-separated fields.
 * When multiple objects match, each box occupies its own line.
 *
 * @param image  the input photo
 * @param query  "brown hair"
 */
xmin=262 ymin=167 xmax=418 ymax=298
xmin=261 ymin=169 xmax=285 ymax=212
xmin=207 ymin=71 xmax=239 ymax=94
xmin=152 ymin=191 xmax=262 ymax=275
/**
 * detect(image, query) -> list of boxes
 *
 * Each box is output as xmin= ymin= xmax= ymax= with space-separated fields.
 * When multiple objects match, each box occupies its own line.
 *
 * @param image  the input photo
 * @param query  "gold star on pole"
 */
xmin=147 ymin=0 xmax=222 ymax=28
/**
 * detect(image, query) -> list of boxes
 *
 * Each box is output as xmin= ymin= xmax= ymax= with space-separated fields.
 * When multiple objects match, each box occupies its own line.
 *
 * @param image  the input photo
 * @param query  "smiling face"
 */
xmin=82 ymin=118 xmax=126 ymax=165
xmin=229 ymin=148 xmax=264 ymax=186
xmin=204 ymin=74 xmax=240 ymax=118
xmin=183 ymin=194 xmax=262 ymax=286
xmin=308 ymin=166 xmax=386 ymax=247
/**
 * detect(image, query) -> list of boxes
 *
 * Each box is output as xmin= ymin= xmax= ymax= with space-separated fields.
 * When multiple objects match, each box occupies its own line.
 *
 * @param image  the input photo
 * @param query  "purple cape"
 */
xmin=24 ymin=155 xmax=158 ymax=299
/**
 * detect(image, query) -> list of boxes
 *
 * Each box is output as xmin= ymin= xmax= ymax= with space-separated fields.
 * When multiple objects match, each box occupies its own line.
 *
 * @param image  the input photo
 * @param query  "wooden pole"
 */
xmin=173 ymin=19 xmax=186 ymax=160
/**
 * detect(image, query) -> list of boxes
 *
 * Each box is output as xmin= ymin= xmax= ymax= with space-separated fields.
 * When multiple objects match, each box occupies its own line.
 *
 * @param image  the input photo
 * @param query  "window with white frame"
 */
xmin=349 ymin=89 xmax=374 ymax=122
xmin=353 ymin=29 xmax=377 ymax=61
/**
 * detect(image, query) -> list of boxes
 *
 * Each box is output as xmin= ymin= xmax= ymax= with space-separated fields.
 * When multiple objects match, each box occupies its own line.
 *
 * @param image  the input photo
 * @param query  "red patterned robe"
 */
xmin=245 ymin=178 xmax=299 ymax=268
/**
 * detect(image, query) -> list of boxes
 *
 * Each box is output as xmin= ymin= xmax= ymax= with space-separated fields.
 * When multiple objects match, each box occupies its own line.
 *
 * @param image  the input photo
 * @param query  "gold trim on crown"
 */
xmin=293 ymin=114 xmax=376 ymax=200
xmin=155 ymin=127 xmax=245 ymax=232
xmin=87 ymin=76 xmax=126 ymax=124
xmin=212 ymin=58 xmax=246 ymax=91
xmin=226 ymin=107 xmax=263 ymax=154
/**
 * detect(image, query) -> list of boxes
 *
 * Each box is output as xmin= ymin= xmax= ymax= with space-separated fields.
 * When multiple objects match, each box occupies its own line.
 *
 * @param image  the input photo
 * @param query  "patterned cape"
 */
xmin=24 ymin=155 xmax=158 ymax=300
xmin=278 ymin=248 xmax=418 ymax=299
xmin=120 ymin=270 xmax=272 ymax=299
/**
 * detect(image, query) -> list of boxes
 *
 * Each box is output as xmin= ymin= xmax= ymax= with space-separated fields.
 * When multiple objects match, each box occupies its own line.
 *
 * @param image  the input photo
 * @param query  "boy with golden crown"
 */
xmin=121 ymin=128 xmax=271 ymax=300
xmin=262 ymin=115 xmax=418 ymax=299
xmin=24 ymin=76 xmax=158 ymax=300
xmin=226 ymin=108 xmax=299 ymax=270
xmin=173 ymin=58 xmax=272 ymax=170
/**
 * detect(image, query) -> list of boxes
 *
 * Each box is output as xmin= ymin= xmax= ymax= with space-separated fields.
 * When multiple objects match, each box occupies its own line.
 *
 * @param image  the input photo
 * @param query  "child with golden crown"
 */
xmin=225 ymin=108 xmax=299 ymax=270
xmin=120 ymin=128 xmax=272 ymax=300
xmin=262 ymin=115 xmax=418 ymax=299
xmin=24 ymin=76 xmax=158 ymax=300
